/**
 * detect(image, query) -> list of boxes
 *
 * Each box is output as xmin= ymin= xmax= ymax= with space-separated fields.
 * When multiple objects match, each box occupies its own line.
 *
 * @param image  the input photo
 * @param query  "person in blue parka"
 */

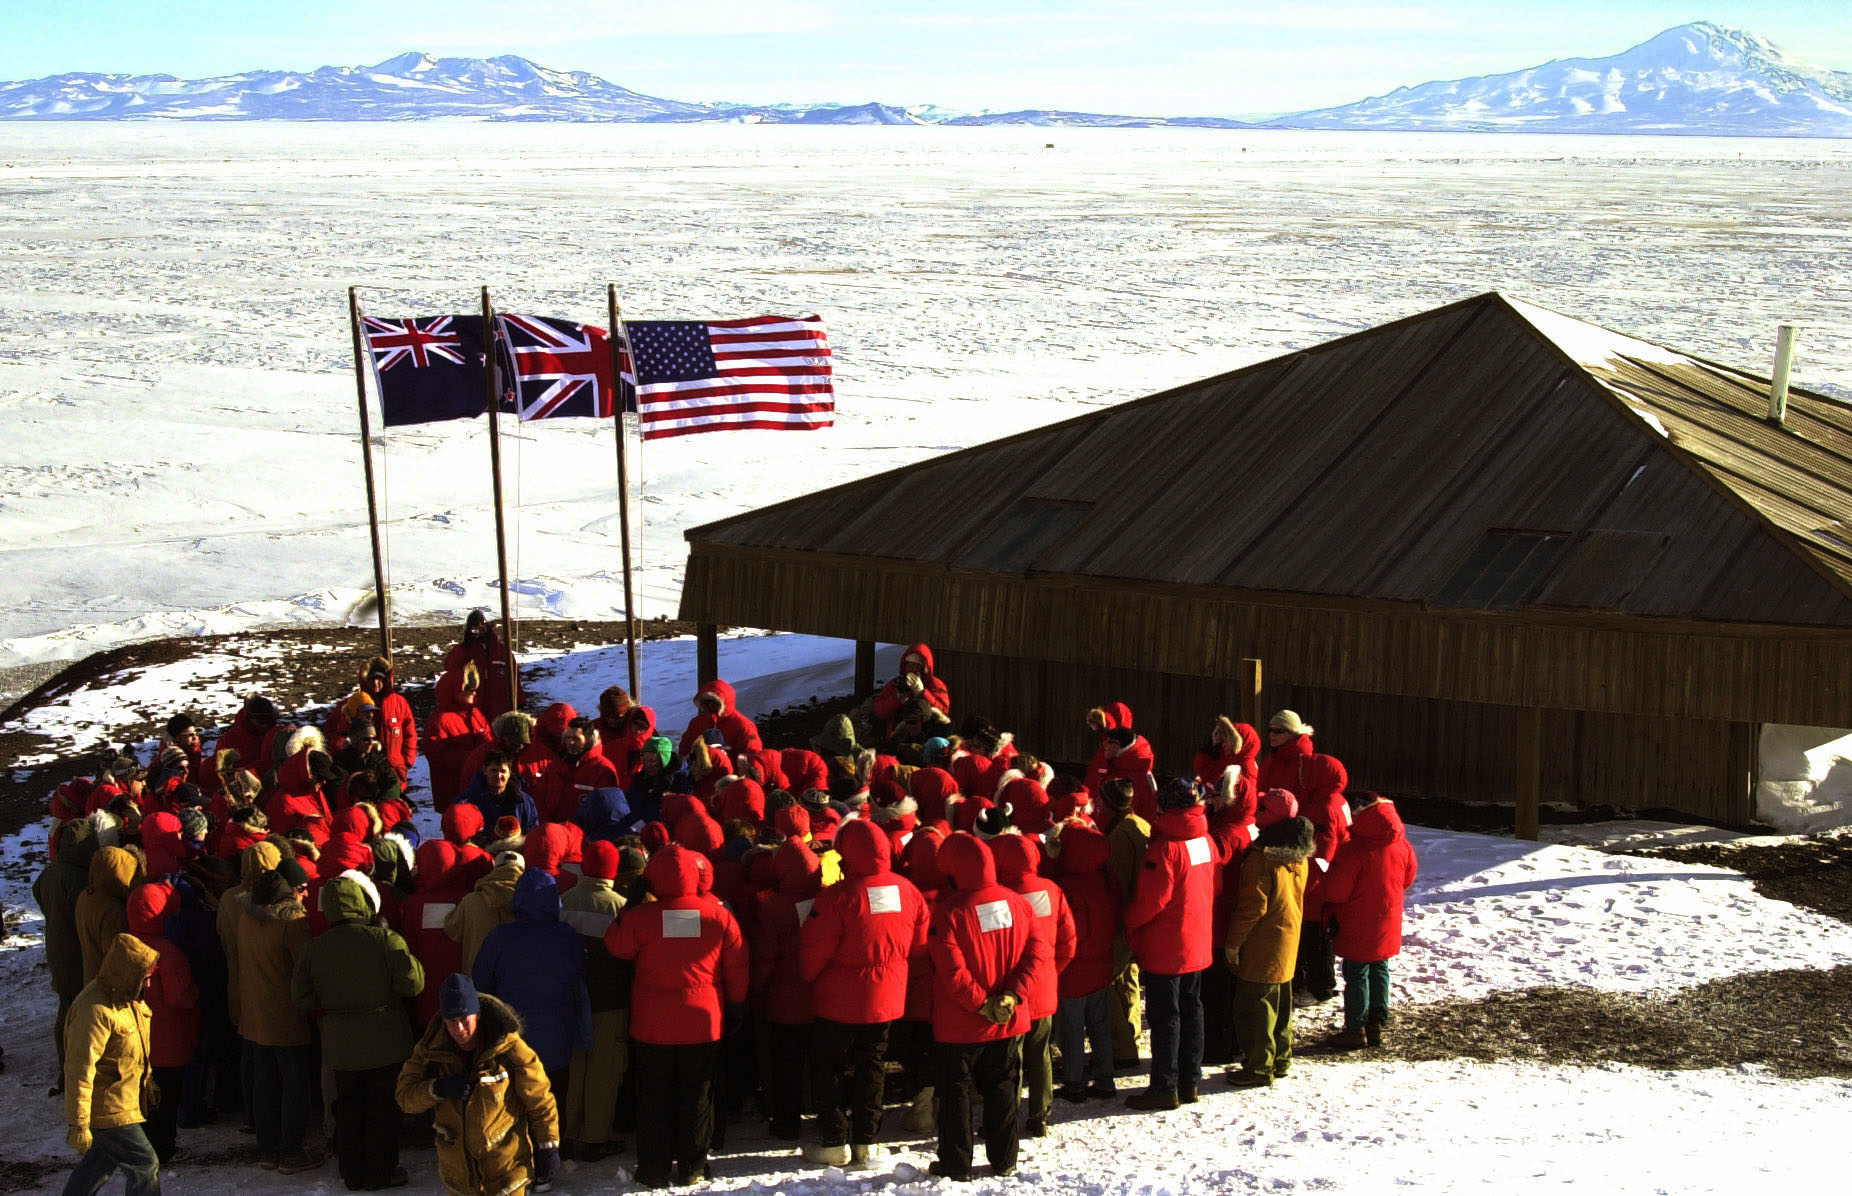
xmin=471 ymin=868 xmax=591 ymax=1094
xmin=573 ymin=786 xmax=639 ymax=847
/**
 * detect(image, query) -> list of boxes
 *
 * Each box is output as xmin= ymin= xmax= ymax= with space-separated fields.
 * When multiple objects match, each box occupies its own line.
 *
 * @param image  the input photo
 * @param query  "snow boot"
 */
xmin=803 ymin=1142 xmax=851 ymax=1167
xmin=849 ymin=1144 xmax=873 ymax=1169
xmin=1225 ymin=1069 xmax=1273 ymax=1089
xmin=1057 ymin=1083 xmax=1089 ymax=1104
xmin=1088 ymin=1080 xmax=1118 ymax=1100
xmin=904 ymin=1085 xmax=936 ymax=1134
xmin=1023 ymin=1116 xmax=1047 ymax=1137
xmin=1178 ymin=1084 xmax=1199 ymax=1105
xmin=930 ymin=1160 xmax=972 ymax=1182
xmin=1125 ymin=1087 xmax=1179 ymax=1111
xmin=1327 ymin=1027 xmax=1368 ymax=1051
xmin=1365 ymin=1018 xmax=1386 ymax=1048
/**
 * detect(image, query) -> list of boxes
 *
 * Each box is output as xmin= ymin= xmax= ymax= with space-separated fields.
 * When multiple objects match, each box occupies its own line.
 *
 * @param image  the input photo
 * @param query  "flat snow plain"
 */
xmin=1 ymin=125 xmax=1850 ymax=682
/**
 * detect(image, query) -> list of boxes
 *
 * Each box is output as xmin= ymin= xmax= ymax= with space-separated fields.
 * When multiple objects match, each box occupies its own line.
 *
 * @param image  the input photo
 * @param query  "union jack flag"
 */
xmin=497 ymin=314 xmax=633 ymax=421
xmin=363 ymin=316 xmax=470 ymax=371
xmin=361 ymin=313 xmax=493 ymax=427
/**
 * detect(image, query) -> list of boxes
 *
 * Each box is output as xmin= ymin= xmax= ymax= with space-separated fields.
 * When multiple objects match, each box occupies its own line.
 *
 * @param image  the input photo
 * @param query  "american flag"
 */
xmin=620 ymin=316 xmax=833 ymax=441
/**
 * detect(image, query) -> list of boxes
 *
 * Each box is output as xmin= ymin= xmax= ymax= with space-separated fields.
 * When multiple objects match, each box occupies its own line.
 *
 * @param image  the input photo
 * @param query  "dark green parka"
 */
xmin=291 ymin=875 xmax=425 ymax=1071
xmin=34 ymin=820 xmax=99 ymax=1000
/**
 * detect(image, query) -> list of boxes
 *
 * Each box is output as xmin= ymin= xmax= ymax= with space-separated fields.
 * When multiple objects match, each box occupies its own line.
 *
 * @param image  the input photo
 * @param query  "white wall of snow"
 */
xmin=1756 ymin=723 xmax=1852 ymax=832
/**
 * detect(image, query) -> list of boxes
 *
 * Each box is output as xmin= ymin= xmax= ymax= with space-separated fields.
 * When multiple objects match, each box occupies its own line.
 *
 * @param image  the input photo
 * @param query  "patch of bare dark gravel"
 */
xmin=1303 ymin=964 xmax=1852 ymax=1079
xmin=1629 ymin=834 xmax=1852 ymax=927
xmin=0 ymin=618 xmax=696 ymax=840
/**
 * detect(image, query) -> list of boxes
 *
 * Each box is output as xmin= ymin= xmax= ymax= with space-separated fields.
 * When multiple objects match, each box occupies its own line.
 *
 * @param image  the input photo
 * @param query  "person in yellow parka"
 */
xmin=63 ymin=932 xmax=161 ymax=1196
xmin=397 ymin=974 xmax=561 ymax=1196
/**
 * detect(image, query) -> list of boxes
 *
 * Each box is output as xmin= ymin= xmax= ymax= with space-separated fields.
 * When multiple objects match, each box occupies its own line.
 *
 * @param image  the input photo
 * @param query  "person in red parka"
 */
xmin=1294 ymin=753 xmax=1352 ymax=1006
xmin=1193 ymin=717 xmax=1260 ymax=818
xmin=400 ymin=841 xmax=472 ymax=1028
xmin=443 ymin=609 xmax=520 ymax=720
xmin=797 ymin=820 xmax=929 ymax=1168
xmin=211 ymin=695 xmax=280 ymax=797
xmin=535 ymin=718 xmax=620 ymax=825
xmin=1255 ymin=709 xmax=1315 ymax=798
xmin=326 ymin=656 xmax=417 ymax=784
xmin=592 ymin=686 xmax=634 ymax=754
xmin=751 ymin=837 xmax=821 ymax=1141
xmin=1313 ymin=792 xmax=1418 ymax=1049
xmin=604 ymin=844 xmax=748 ymax=1189
xmin=607 ymin=704 xmax=656 ymax=787
xmin=126 ymin=881 xmax=200 ymax=1165
xmin=1046 ymin=824 xmax=1119 ymax=1101
xmin=780 ymin=748 xmax=829 ymax=802
xmin=1122 ymin=778 xmax=1219 ymax=1111
xmin=927 ymin=833 xmax=1050 ymax=1183
xmin=990 ymin=834 xmax=1075 ymax=1139
xmin=458 ymin=711 xmax=542 ymax=798
xmin=677 ymin=679 xmax=762 ymax=761
xmin=425 ymin=663 xmax=490 ymax=811
xmin=869 ymin=643 xmax=952 ymax=736
xmin=1087 ymin=720 xmax=1159 ymax=822
xmin=266 ymin=729 xmax=336 ymax=846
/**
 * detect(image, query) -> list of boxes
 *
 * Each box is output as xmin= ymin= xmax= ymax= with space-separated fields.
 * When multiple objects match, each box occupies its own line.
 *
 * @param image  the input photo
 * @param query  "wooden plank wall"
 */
xmin=682 ymin=545 xmax=1852 ymax=728
xmin=933 ymin=649 xmax=1750 ymax=823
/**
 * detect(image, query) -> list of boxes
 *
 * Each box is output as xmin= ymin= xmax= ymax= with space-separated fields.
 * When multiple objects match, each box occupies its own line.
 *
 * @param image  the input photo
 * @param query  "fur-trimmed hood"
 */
xmin=1255 ymin=815 xmax=1316 ymax=863
xmin=284 ymin=725 xmax=326 ymax=760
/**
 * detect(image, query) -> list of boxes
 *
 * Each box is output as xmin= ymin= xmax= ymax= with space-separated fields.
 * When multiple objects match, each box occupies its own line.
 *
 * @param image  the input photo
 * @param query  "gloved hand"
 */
xmin=1223 ymin=946 xmax=1240 ymax=974
xmin=432 ymin=1072 xmax=476 ymax=1101
xmin=533 ymin=1144 xmax=561 ymax=1188
xmin=722 ymin=1001 xmax=746 ymax=1037
xmin=978 ymin=992 xmax=1019 ymax=1026
xmin=67 ymin=1126 xmax=91 ymax=1154
xmin=903 ymin=672 xmax=924 ymax=695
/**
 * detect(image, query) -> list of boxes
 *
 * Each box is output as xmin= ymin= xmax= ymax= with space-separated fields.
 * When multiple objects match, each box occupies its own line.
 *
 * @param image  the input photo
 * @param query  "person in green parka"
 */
xmin=33 ymin=818 xmax=99 ymax=1090
xmin=292 ymin=872 xmax=425 ymax=1191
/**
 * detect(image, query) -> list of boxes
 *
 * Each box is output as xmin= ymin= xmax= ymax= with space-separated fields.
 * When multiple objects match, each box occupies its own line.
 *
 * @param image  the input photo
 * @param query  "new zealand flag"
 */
xmin=362 ymin=314 xmax=494 ymax=427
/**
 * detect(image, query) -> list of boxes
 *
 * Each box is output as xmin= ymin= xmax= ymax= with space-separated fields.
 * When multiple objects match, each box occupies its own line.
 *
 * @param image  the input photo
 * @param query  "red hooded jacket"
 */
xmin=1123 ymin=804 xmax=1220 ymax=976
xmin=425 ymin=667 xmax=491 ymax=810
xmin=1193 ymin=722 xmax=1261 ymax=817
xmin=402 ymin=840 xmax=472 ymax=1026
xmin=927 ymin=834 xmax=1050 ymax=1044
xmin=990 ymin=835 xmax=1076 ymax=1020
xmin=127 ymin=882 xmax=200 ymax=1069
xmin=908 ymin=768 xmax=960 ymax=829
xmin=1313 ymin=799 xmax=1418 ymax=963
xmin=1298 ymin=754 xmax=1353 ymax=864
xmin=800 ymin=820 xmax=929 ymax=1025
xmin=780 ymin=748 xmax=829 ymax=798
xmin=266 ymin=750 xmax=333 ymax=845
xmin=537 ymin=740 xmax=620 ymax=825
xmin=751 ymin=838 xmax=821 ymax=1025
xmin=1049 ymin=825 xmax=1119 ymax=998
xmin=1255 ymin=732 xmax=1315 ymax=799
xmin=605 ymin=845 xmax=748 ymax=1045
xmin=677 ymin=679 xmax=763 ymax=760
xmin=869 ymin=642 xmax=953 ymax=733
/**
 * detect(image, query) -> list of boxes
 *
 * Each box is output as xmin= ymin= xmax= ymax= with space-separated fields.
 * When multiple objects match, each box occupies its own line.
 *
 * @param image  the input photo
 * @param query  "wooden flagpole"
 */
xmin=607 ymin=284 xmax=641 ymax=700
xmin=481 ymin=287 xmax=519 ymax=713
xmin=346 ymin=287 xmax=393 ymax=662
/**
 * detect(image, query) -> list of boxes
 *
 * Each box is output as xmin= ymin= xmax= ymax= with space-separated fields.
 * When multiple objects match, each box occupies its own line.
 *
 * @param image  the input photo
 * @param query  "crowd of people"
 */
xmin=37 ymin=628 xmax=1419 ymax=1195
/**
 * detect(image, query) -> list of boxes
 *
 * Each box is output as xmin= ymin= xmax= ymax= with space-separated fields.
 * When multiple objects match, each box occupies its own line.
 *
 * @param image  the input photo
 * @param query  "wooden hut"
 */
xmin=679 ymin=292 xmax=1852 ymax=831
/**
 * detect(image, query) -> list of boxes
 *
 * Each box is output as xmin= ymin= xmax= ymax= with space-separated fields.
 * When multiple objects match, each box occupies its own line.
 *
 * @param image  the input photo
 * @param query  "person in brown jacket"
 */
xmin=444 ymin=853 xmax=525 ymax=973
xmin=219 ymin=841 xmax=284 ymax=1031
xmin=396 ymin=974 xmax=560 ymax=1196
xmin=1097 ymin=778 xmax=1149 ymax=1068
xmin=76 ymin=847 xmax=142 ymax=985
xmin=63 ymin=933 xmax=161 ymax=1196
xmin=1220 ymin=790 xmax=1316 ymax=1089
xmin=236 ymin=861 xmax=319 ymax=1173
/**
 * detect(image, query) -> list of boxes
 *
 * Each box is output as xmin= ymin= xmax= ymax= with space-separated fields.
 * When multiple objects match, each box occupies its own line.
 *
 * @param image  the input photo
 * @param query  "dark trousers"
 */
xmin=809 ymin=1018 xmax=890 ymax=1147
xmin=238 ymin=1038 xmax=256 ymax=1130
xmin=249 ymin=1042 xmax=310 ymax=1158
xmin=1201 ymin=960 xmax=1237 ymax=1064
xmin=1020 ymin=1016 xmax=1054 ymax=1124
xmin=145 ymin=1066 xmax=187 ymax=1164
xmin=890 ymin=1019 xmax=933 ymax=1100
xmin=934 ymin=1037 xmax=1021 ymax=1178
xmin=1295 ymin=922 xmax=1337 ymax=999
xmin=1144 ymin=969 xmax=1204 ymax=1093
xmin=182 ymin=997 xmax=239 ymax=1124
xmin=762 ymin=1020 xmax=810 ymax=1134
xmin=54 ymin=993 xmax=73 ymax=1079
xmin=1342 ymin=959 xmax=1392 ymax=1028
xmin=1055 ymin=990 xmax=1114 ymax=1086
xmin=333 ymin=1064 xmax=403 ymax=1187
xmin=632 ymin=1039 xmax=720 ymax=1184
xmin=62 ymin=1123 xmax=161 ymax=1196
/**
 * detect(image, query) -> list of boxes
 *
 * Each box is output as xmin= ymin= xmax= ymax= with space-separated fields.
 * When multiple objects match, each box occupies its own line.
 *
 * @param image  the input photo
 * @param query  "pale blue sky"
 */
xmin=4 ymin=1 xmax=1847 ymax=115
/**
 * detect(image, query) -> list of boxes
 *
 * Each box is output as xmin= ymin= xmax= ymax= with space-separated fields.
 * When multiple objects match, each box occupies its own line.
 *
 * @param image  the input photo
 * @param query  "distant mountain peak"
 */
xmin=1280 ymin=21 xmax=1852 ymax=137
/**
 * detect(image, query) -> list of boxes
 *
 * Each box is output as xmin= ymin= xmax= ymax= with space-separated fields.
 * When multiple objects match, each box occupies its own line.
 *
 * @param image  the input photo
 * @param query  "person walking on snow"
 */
xmin=61 ymin=933 xmax=162 ymax=1196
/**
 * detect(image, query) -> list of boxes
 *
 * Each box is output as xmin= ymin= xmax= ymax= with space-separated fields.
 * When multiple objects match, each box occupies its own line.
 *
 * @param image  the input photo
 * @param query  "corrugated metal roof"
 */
xmin=688 ymin=292 xmax=1852 ymax=628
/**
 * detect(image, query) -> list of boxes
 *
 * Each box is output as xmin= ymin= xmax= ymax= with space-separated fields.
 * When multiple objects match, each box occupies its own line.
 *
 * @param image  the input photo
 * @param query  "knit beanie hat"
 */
xmin=275 ymin=858 xmax=311 ymax=889
xmin=440 ymin=973 xmax=480 ymax=1018
xmin=582 ymin=840 xmax=621 ymax=881
xmin=922 ymin=737 xmax=951 ymax=767
xmin=1156 ymin=777 xmax=1204 ymax=812
xmin=1269 ymin=709 xmax=1314 ymax=737
xmin=179 ymin=808 xmax=210 ymax=844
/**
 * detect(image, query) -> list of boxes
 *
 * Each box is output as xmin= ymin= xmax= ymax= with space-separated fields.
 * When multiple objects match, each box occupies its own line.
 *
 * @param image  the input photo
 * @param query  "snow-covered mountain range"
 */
xmin=1286 ymin=21 xmax=1852 ymax=136
xmin=1 ymin=23 xmax=1848 ymax=136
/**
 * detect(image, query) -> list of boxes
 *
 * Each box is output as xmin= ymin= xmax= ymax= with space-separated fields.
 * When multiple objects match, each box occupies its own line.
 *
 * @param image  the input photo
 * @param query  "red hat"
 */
xmin=582 ymin=840 xmax=621 ymax=881
xmin=1256 ymin=788 xmax=1299 ymax=828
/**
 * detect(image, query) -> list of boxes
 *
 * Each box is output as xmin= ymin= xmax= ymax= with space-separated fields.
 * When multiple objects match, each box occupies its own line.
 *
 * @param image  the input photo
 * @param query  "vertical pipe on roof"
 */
xmin=1768 ymin=323 xmax=1799 ymax=424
